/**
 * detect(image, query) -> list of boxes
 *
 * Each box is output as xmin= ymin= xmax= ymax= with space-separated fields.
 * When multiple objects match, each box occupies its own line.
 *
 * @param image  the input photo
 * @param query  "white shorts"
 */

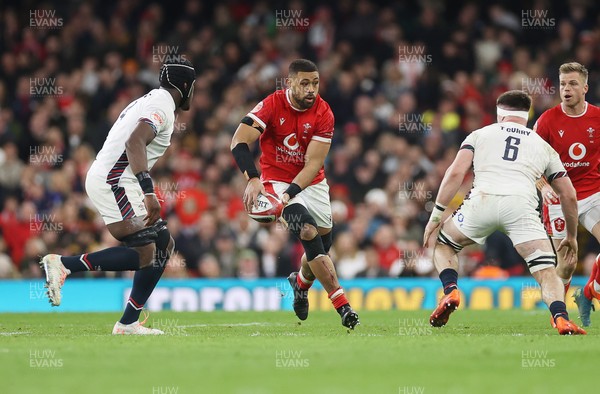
xmin=85 ymin=172 xmax=147 ymax=225
xmin=451 ymin=193 xmax=548 ymax=246
xmin=265 ymin=179 xmax=332 ymax=228
xmin=545 ymin=191 xmax=600 ymax=239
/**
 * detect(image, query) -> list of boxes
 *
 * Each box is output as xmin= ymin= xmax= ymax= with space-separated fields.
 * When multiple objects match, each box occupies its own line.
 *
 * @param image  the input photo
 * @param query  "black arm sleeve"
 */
xmin=231 ymin=143 xmax=259 ymax=179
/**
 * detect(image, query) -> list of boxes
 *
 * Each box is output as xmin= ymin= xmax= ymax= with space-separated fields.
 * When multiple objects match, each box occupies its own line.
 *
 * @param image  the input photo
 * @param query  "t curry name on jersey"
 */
xmin=245 ymin=89 xmax=334 ymax=185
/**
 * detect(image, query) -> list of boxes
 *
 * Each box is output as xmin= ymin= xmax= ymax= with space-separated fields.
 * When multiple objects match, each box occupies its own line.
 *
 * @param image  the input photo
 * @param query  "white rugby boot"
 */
xmin=112 ymin=321 xmax=164 ymax=335
xmin=39 ymin=254 xmax=70 ymax=306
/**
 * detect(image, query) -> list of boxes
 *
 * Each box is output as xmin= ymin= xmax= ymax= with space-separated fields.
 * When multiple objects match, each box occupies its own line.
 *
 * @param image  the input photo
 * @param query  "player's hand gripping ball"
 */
xmin=247 ymin=193 xmax=284 ymax=223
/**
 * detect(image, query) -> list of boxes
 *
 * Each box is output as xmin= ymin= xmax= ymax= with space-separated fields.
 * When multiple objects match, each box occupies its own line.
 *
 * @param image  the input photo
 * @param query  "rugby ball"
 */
xmin=248 ymin=193 xmax=284 ymax=223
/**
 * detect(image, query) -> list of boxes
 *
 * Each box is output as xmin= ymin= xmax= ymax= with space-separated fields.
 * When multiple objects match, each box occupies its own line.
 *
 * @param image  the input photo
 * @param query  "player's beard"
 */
xmin=295 ymin=94 xmax=316 ymax=110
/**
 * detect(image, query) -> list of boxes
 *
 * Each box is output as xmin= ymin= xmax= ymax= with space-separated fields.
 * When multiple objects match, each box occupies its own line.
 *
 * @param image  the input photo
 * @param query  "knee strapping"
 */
xmin=281 ymin=204 xmax=325 ymax=260
xmin=154 ymin=220 xmax=170 ymax=251
xmin=282 ymin=204 xmax=318 ymax=237
xmin=436 ymin=229 xmax=464 ymax=253
xmin=301 ymin=236 xmax=326 ymax=261
xmin=121 ymin=219 xmax=169 ymax=248
xmin=122 ymin=227 xmax=158 ymax=247
xmin=524 ymin=249 xmax=556 ymax=273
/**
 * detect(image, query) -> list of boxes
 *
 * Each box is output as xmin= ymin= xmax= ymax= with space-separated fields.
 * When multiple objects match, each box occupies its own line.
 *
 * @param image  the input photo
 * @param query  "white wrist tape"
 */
xmin=429 ymin=203 xmax=446 ymax=223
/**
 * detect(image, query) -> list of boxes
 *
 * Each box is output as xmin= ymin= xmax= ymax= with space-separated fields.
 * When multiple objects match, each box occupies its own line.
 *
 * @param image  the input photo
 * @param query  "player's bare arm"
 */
xmin=550 ymin=176 xmax=579 ymax=265
xmin=126 ymin=122 xmax=161 ymax=226
xmin=281 ymin=140 xmax=330 ymax=205
xmin=231 ymin=122 xmax=266 ymax=212
xmin=423 ymin=148 xmax=473 ymax=248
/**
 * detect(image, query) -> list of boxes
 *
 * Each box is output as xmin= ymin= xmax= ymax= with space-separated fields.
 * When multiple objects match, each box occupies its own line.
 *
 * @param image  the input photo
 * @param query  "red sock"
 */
xmin=328 ymin=287 xmax=349 ymax=309
xmin=296 ymin=271 xmax=313 ymax=290
xmin=594 ymin=254 xmax=600 ymax=284
xmin=584 ymin=257 xmax=599 ymax=300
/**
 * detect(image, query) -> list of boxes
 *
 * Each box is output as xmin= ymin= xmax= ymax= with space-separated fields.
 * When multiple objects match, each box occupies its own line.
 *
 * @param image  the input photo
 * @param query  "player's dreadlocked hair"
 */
xmin=159 ymin=58 xmax=196 ymax=108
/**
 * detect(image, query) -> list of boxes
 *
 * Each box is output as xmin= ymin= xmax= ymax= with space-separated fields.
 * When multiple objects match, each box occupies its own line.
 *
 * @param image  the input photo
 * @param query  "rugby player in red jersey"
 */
xmin=534 ymin=62 xmax=600 ymax=326
xmin=230 ymin=59 xmax=359 ymax=329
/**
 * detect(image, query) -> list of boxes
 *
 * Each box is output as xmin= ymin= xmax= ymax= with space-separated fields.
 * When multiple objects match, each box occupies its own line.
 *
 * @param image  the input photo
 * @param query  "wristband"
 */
xmin=429 ymin=203 xmax=446 ymax=223
xmin=135 ymin=171 xmax=154 ymax=194
xmin=284 ymin=183 xmax=302 ymax=199
xmin=232 ymin=143 xmax=259 ymax=179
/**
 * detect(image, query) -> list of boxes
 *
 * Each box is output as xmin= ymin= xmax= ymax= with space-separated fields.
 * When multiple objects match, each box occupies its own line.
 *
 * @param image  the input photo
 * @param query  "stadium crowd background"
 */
xmin=0 ymin=0 xmax=599 ymax=281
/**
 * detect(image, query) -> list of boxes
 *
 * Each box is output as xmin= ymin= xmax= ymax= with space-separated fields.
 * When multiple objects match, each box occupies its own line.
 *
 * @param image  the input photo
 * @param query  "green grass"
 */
xmin=0 ymin=310 xmax=597 ymax=394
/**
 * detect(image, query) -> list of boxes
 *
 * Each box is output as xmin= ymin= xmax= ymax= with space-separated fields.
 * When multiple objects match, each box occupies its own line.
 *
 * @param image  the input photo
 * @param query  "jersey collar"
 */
xmin=159 ymin=87 xmax=177 ymax=113
xmin=285 ymin=89 xmax=308 ymax=112
xmin=560 ymin=101 xmax=588 ymax=118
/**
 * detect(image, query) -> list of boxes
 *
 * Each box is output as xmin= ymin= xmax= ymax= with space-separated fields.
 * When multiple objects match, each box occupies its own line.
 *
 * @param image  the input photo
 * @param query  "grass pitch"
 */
xmin=0 ymin=310 xmax=597 ymax=394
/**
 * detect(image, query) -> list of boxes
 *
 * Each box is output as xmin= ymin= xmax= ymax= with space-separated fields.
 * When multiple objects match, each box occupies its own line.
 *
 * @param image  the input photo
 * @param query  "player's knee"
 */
xmin=282 ymin=204 xmax=318 ymax=239
xmin=299 ymin=224 xmax=318 ymax=241
xmin=155 ymin=227 xmax=170 ymax=251
xmin=524 ymin=249 xmax=556 ymax=274
xmin=301 ymin=235 xmax=326 ymax=262
xmin=436 ymin=229 xmax=464 ymax=253
xmin=121 ymin=225 xmax=159 ymax=248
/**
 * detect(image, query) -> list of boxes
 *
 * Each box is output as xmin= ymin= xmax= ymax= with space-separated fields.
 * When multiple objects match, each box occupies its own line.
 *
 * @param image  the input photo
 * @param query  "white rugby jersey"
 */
xmin=460 ymin=121 xmax=566 ymax=201
xmin=89 ymin=89 xmax=175 ymax=185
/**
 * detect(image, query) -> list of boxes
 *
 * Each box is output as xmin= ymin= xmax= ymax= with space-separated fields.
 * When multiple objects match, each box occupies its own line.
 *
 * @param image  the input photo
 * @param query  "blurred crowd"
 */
xmin=0 ymin=0 xmax=599 ymax=280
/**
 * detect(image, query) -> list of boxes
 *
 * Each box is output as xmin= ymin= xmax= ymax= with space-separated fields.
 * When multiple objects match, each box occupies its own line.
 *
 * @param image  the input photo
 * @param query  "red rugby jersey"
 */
xmin=246 ymin=89 xmax=334 ymax=185
xmin=534 ymin=102 xmax=600 ymax=200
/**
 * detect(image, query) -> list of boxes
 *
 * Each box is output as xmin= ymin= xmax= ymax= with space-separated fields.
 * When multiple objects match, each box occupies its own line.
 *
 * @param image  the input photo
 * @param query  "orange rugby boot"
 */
xmin=430 ymin=289 xmax=460 ymax=327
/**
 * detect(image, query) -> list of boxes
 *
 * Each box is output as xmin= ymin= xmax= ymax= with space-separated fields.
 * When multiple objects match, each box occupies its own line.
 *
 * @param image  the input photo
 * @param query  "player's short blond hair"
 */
xmin=559 ymin=62 xmax=588 ymax=84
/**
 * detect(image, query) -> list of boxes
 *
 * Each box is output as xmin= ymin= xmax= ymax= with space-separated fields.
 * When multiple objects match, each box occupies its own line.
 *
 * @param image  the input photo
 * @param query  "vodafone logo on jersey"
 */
xmin=568 ymin=142 xmax=586 ymax=160
xmin=283 ymin=133 xmax=300 ymax=150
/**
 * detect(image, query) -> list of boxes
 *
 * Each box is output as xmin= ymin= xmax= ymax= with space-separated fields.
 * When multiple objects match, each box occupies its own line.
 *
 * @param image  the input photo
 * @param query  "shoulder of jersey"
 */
xmin=316 ymin=94 xmax=330 ymax=109
xmin=534 ymin=104 xmax=559 ymax=127
xmin=540 ymin=103 xmax=561 ymax=116
xmin=143 ymin=88 xmax=170 ymax=105
xmin=154 ymin=88 xmax=173 ymax=101
xmin=272 ymin=89 xmax=286 ymax=101
xmin=313 ymin=95 xmax=331 ymax=118
xmin=475 ymin=123 xmax=496 ymax=133
xmin=588 ymin=102 xmax=600 ymax=114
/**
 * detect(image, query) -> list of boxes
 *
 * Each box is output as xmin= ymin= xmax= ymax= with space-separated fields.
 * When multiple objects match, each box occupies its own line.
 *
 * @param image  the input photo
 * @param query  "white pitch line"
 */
xmin=179 ymin=322 xmax=285 ymax=328
xmin=0 ymin=331 xmax=31 ymax=336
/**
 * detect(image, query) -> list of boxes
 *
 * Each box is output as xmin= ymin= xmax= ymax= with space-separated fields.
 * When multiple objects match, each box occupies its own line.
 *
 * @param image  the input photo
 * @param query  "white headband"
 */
xmin=497 ymin=106 xmax=529 ymax=120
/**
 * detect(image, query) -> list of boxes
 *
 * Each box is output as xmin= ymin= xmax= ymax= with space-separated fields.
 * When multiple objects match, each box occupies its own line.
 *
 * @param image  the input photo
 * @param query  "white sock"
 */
xmin=298 ymin=270 xmax=314 ymax=287
xmin=594 ymin=280 xmax=600 ymax=293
